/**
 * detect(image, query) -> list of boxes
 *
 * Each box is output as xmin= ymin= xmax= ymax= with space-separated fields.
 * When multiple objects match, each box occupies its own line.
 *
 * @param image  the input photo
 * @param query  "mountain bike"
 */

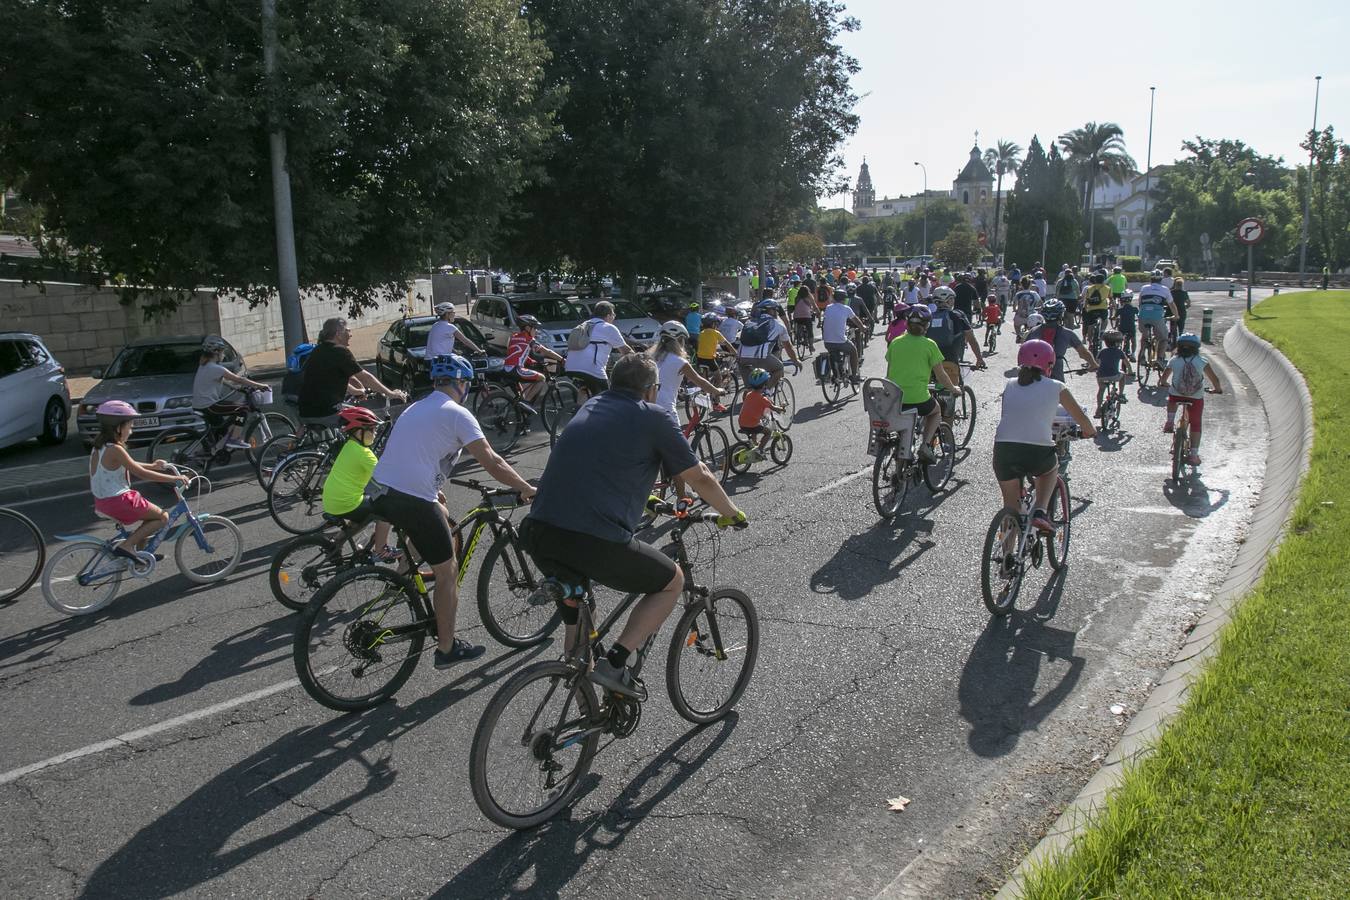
xmin=42 ymin=467 xmax=241 ymax=615
xmin=468 ymin=501 xmax=755 ymax=829
xmin=146 ymin=390 xmax=294 ymax=476
xmin=255 ymin=395 xmax=389 ymax=490
xmin=1 ymin=507 xmax=45 ymax=604
xmin=817 ymin=344 xmax=858 ymax=403
xmin=291 ymin=480 xmax=541 ymax=711
xmin=869 ymin=410 xmax=955 ymax=519
xmin=476 ymin=377 xmax=541 ymax=456
xmin=728 ymin=412 xmax=793 ymax=475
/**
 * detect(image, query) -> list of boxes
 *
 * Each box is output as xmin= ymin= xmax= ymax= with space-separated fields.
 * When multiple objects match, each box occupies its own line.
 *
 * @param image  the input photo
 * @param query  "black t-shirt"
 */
xmin=297 ymin=341 xmax=362 ymax=418
xmin=856 ymin=282 xmax=879 ymax=310
xmin=932 ymin=309 xmax=974 ymax=363
xmin=952 ymin=281 xmax=980 ymax=318
xmin=527 ymin=389 xmax=700 ymax=543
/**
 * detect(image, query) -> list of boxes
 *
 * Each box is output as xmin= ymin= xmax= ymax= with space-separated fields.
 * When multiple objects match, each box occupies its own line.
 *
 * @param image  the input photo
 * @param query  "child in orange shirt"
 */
xmin=983 ymin=294 xmax=1002 ymax=329
xmin=737 ymin=368 xmax=786 ymax=461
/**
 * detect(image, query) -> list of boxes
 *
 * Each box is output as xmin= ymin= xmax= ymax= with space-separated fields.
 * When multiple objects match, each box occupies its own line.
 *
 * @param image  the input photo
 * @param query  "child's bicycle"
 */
xmin=1168 ymin=390 xmax=1220 ymax=483
xmin=146 ymin=389 xmax=294 ymax=477
xmin=1098 ymin=377 xmax=1126 ymax=433
xmin=727 ymin=411 xmax=793 ymax=474
xmin=864 ymin=381 xmax=955 ymax=520
xmin=41 ymin=467 xmax=242 ymax=616
xmin=984 ymin=320 xmax=1001 ymax=354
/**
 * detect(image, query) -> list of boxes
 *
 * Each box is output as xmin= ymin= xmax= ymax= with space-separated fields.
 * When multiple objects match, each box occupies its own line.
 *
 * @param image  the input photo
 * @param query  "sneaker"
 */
xmin=225 ymin=438 xmax=251 ymax=451
xmin=1162 ymin=421 xmax=1175 ymax=434
xmin=1187 ymin=451 xmax=1202 ymax=466
xmin=372 ymin=545 xmax=403 ymax=563
xmin=589 ymin=658 xmax=640 ymax=698
xmin=433 ymin=639 xmax=486 ymax=669
xmin=1030 ymin=509 xmax=1055 ymax=535
xmin=917 ymin=445 xmax=937 ymax=464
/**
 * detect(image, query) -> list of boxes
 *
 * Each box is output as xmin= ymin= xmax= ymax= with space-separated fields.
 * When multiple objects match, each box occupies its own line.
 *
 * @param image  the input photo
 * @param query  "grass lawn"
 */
xmin=1018 ymin=290 xmax=1350 ymax=898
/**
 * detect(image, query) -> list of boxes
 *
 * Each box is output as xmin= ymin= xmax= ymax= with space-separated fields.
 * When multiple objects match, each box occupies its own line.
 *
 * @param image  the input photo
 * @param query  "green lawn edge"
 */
xmin=1016 ymin=290 xmax=1350 ymax=898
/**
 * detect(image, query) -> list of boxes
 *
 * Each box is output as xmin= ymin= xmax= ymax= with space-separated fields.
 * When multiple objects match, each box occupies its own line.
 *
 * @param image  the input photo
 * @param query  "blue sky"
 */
xmin=821 ymin=0 xmax=1348 ymax=207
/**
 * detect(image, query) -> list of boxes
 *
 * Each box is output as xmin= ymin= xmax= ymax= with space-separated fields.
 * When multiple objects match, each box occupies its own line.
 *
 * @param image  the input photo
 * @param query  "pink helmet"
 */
xmin=1017 ymin=339 xmax=1055 ymax=373
xmin=95 ymin=400 xmax=138 ymax=419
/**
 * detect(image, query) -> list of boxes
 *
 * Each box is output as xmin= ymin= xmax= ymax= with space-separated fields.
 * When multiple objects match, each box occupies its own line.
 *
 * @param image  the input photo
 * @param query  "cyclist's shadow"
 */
xmin=958 ymin=576 xmax=1085 ymax=758
xmin=432 ymin=713 xmax=740 ymax=899
xmin=1163 ymin=477 xmax=1230 ymax=518
xmin=809 ymin=497 xmax=946 ymax=601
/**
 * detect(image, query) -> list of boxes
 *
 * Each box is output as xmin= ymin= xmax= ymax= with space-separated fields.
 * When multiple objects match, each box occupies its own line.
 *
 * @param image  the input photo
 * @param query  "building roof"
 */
xmin=954 ymin=146 xmax=992 ymax=184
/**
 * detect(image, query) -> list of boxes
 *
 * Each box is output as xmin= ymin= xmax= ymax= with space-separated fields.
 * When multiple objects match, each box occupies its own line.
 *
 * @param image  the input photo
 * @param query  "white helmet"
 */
xmin=660 ymin=320 xmax=689 ymax=339
xmin=931 ymin=286 xmax=957 ymax=307
xmin=434 ymin=302 xmax=455 ymax=315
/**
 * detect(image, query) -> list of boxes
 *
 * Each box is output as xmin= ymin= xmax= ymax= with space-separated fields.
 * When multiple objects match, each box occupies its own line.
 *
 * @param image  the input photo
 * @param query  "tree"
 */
xmin=777 ymin=231 xmax=825 ymax=264
xmin=1298 ymin=126 xmax=1350 ymax=270
xmin=814 ymin=208 xmax=857 ymax=244
xmin=0 ymin=0 xmax=554 ymax=313
xmin=932 ymin=223 xmax=981 ymax=268
xmin=894 ymin=198 xmax=965 ymax=257
xmin=982 ymin=140 xmax=1021 ymax=259
xmin=1058 ymin=122 xmax=1136 ymax=260
xmin=503 ymin=0 xmax=860 ymax=292
xmin=1091 ymin=213 xmax=1121 ymax=252
xmin=1003 ymin=137 xmax=1083 ymax=269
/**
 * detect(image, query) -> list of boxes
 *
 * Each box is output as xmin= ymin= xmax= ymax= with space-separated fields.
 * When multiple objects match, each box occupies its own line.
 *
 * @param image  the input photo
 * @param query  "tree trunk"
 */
xmin=993 ymin=171 xmax=1004 ymax=259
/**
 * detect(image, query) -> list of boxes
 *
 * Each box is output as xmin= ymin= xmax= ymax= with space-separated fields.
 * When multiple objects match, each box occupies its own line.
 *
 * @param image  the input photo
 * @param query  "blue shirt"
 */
xmin=1117 ymin=304 xmax=1138 ymax=330
xmin=1097 ymin=346 xmax=1127 ymax=378
xmin=684 ymin=310 xmax=703 ymax=336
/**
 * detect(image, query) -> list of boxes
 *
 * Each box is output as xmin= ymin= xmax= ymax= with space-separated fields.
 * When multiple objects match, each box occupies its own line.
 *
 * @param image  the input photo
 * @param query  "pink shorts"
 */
xmin=94 ymin=491 xmax=154 ymax=525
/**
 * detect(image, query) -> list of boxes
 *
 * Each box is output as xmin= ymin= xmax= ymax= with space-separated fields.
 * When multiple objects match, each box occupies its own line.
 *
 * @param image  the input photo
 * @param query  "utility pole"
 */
xmin=1141 ymin=86 xmax=1155 ymax=266
xmin=261 ymin=0 xmax=306 ymax=349
xmin=1298 ymin=75 xmax=1323 ymax=286
xmin=1041 ymin=220 xmax=1049 ymax=267
xmin=913 ymin=161 xmax=928 ymax=258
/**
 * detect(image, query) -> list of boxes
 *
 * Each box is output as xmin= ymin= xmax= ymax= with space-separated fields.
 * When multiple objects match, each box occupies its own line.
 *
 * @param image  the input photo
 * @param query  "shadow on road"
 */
xmin=128 ymin=612 xmax=297 ymax=706
xmin=1163 ymin=476 xmax=1230 ymax=518
xmin=432 ymin=713 xmax=740 ymax=899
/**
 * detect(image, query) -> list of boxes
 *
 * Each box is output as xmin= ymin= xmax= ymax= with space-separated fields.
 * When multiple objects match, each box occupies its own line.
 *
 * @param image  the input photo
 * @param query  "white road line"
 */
xmin=0 ymin=677 xmax=300 ymax=786
xmin=804 ymin=466 xmax=871 ymax=498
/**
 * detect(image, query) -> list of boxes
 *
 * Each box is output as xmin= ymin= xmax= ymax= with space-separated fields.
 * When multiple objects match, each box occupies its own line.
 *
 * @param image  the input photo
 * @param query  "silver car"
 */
xmin=0 ymin=332 xmax=72 ymax=449
xmin=77 ymin=335 xmax=247 ymax=446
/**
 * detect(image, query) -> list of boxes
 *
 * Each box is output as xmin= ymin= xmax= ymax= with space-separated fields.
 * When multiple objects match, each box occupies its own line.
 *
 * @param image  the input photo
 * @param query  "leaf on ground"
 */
xmin=887 ymin=796 xmax=911 ymax=812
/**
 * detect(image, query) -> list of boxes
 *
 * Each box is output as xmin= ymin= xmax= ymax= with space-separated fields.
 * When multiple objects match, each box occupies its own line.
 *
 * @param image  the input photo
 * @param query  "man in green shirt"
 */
xmin=884 ymin=306 xmax=958 ymax=462
xmin=1107 ymin=266 xmax=1128 ymax=300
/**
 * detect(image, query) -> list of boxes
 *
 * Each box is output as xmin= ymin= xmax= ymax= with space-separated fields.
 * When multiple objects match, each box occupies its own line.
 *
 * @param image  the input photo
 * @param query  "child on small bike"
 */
xmin=737 ymin=369 xmax=785 ymax=461
xmin=1094 ymin=332 xmax=1132 ymax=415
xmin=983 ymin=294 xmax=1002 ymax=333
xmin=1159 ymin=333 xmax=1222 ymax=465
xmin=321 ymin=406 xmax=401 ymax=562
xmin=89 ymin=401 xmax=190 ymax=562
xmin=1115 ymin=294 xmax=1138 ymax=356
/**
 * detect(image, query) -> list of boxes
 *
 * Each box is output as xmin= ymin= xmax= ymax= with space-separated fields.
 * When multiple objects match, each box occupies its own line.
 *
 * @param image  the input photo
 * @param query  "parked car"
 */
xmin=640 ymin=288 xmax=695 ymax=322
xmin=471 ymin=293 xmax=586 ymax=354
xmin=0 ymin=332 xmax=71 ymax=450
xmin=512 ymin=272 xmax=540 ymax=293
xmin=573 ymin=298 xmax=661 ymax=349
xmin=1153 ymin=259 xmax=1179 ymax=271
xmin=374 ymin=316 xmax=503 ymax=393
xmin=77 ymin=335 xmax=246 ymax=446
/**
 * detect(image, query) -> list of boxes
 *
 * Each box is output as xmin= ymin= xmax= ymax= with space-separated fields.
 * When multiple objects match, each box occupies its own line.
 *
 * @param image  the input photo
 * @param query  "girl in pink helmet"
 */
xmin=89 ymin=401 xmax=190 ymax=562
xmin=992 ymin=341 xmax=1096 ymax=534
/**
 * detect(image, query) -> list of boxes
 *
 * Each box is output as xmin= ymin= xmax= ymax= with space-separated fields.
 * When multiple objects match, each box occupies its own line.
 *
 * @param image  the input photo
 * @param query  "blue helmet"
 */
xmin=746 ymin=368 xmax=771 ymax=388
xmin=430 ymin=354 xmax=474 ymax=381
xmin=1176 ymin=332 xmax=1201 ymax=348
xmin=755 ymin=299 xmax=779 ymax=314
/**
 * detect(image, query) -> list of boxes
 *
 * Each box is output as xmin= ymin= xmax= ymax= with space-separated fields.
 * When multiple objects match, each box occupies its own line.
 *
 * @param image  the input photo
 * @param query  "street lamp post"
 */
xmin=1298 ymin=75 xmax=1323 ymax=286
xmin=1141 ymin=86 xmax=1156 ymax=266
xmin=913 ymin=161 xmax=928 ymax=258
xmin=261 ymin=0 xmax=306 ymax=349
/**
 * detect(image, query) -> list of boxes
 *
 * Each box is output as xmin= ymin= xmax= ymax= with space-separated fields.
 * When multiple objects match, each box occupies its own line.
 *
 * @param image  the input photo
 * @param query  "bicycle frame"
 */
xmin=58 ymin=496 xmax=215 ymax=588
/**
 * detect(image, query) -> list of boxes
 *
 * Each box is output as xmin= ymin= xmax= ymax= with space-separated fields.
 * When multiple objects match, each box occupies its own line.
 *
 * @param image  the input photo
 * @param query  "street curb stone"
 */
xmin=989 ymin=320 xmax=1313 ymax=899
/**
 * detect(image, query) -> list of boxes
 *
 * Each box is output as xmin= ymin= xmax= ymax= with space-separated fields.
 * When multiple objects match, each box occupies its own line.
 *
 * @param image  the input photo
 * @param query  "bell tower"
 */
xmin=852 ymin=158 xmax=875 ymax=216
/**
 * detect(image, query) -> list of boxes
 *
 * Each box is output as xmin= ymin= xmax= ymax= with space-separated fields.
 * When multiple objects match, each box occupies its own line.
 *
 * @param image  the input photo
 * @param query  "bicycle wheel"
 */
xmin=477 ymin=532 xmax=555 ymax=648
xmin=0 ymin=507 xmax=45 ymax=603
xmin=146 ymin=427 xmax=209 ymax=471
xmin=692 ymin=424 xmax=730 ymax=483
xmin=243 ymin=412 xmax=296 ymax=467
xmin=769 ymin=431 xmax=793 ymax=465
xmin=820 ymin=360 xmax=841 ymax=403
xmin=174 ymin=514 xmax=243 ymax=583
xmin=980 ymin=508 xmax=1024 ymax=616
xmin=268 ymin=451 xmax=329 ymax=535
xmin=1046 ymin=478 xmax=1072 ymax=571
xmin=871 ymin=442 xmax=908 ymax=519
xmin=666 ymin=587 xmax=759 ymax=724
xmin=953 ymin=386 xmax=977 ymax=449
xmin=985 ymin=327 xmax=997 ymax=354
xmin=42 ymin=542 xmax=123 ymax=616
xmin=541 ymin=380 xmax=581 ymax=441
xmin=1171 ymin=426 xmax=1186 ymax=483
xmin=727 ymin=440 xmax=755 ymax=476
xmin=477 ymin=386 xmax=524 ymax=455
xmin=270 ymin=531 xmax=360 ymax=611
xmin=772 ymin=378 xmax=796 ymax=429
xmin=293 ymin=566 xmax=426 ymax=712
xmin=722 ymin=366 xmax=742 ymax=413
xmin=922 ymin=423 xmax=956 ymax=492
xmin=470 ymin=660 xmax=601 ymax=829
xmin=255 ymin=431 xmax=305 ymax=490
xmin=1137 ymin=350 xmax=1155 ymax=387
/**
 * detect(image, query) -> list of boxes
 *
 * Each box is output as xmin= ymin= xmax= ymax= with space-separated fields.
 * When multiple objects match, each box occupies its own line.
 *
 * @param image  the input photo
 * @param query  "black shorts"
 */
xmin=1083 ymin=308 xmax=1109 ymax=326
xmin=1061 ymin=298 xmax=1079 ymax=314
xmin=992 ymin=441 xmax=1058 ymax=482
xmin=369 ymin=486 xmax=455 ymax=566
xmin=520 ymin=517 xmax=676 ymax=596
xmin=902 ymin=397 xmax=938 ymax=417
xmin=568 ymin=371 xmax=608 ymax=394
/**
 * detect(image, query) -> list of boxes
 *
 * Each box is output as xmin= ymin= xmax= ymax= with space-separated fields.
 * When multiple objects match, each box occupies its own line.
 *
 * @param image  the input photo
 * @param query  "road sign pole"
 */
xmin=1247 ymin=244 xmax=1254 ymax=313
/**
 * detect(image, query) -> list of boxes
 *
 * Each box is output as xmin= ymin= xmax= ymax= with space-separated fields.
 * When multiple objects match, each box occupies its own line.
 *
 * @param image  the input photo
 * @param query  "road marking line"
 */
xmin=805 ymin=466 xmax=871 ymax=497
xmin=0 ymin=677 xmax=300 ymax=786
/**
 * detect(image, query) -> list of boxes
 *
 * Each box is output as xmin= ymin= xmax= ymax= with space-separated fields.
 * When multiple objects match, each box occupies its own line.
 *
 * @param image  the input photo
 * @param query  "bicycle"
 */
xmin=727 ymin=411 xmax=793 ymax=475
xmin=539 ymin=366 xmax=585 ymax=447
xmin=768 ymin=366 xmax=797 ymax=430
xmin=867 ymin=394 xmax=955 ymax=519
xmin=1169 ymin=390 xmax=1219 ymax=483
xmin=476 ymin=375 xmax=542 ymax=456
xmin=984 ymin=320 xmax=1000 ymax=354
xmin=681 ymin=389 xmax=731 ymax=482
xmin=1 ymin=507 xmax=45 ymax=604
xmin=936 ymin=368 xmax=978 ymax=451
xmin=1135 ymin=319 xmax=1172 ymax=389
xmin=291 ymin=479 xmax=542 ymax=711
xmin=255 ymin=395 xmax=390 ymax=491
xmin=979 ymin=466 xmax=1072 ymax=616
xmin=146 ymin=389 xmax=294 ymax=477
xmin=1098 ymin=377 xmax=1126 ymax=434
xmin=792 ymin=318 xmax=816 ymax=356
xmin=467 ymin=501 xmax=756 ymax=829
xmin=41 ymin=467 xmax=242 ymax=616
xmin=817 ymin=343 xmax=858 ymax=404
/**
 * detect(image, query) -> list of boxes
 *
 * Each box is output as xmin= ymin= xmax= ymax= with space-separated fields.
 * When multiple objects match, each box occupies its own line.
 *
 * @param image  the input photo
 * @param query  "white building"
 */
xmin=851 ymin=144 xmax=1006 ymax=235
xmin=1091 ymin=166 xmax=1170 ymax=259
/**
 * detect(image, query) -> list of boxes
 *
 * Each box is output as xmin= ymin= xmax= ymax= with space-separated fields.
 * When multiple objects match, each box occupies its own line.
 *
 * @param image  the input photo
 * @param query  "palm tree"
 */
xmin=983 ymin=140 xmax=1022 ymax=262
xmin=1059 ymin=122 xmax=1137 ymax=264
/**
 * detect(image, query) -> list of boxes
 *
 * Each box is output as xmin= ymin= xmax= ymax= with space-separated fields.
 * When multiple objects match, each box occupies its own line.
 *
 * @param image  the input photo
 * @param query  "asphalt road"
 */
xmin=0 ymin=293 xmax=1269 ymax=899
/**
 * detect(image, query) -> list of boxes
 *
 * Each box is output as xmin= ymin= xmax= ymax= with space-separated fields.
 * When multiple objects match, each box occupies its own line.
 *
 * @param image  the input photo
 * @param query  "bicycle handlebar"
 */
xmin=448 ymin=477 xmax=523 ymax=500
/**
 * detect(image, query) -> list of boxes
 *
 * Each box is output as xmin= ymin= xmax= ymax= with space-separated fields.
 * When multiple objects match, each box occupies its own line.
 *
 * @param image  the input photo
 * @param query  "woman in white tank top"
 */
xmin=88 ymin=401 xmax=189 ymax=561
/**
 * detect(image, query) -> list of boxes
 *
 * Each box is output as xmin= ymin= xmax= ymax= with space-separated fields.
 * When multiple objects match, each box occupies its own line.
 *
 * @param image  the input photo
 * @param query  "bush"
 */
xmin=1118 ymin=255 xmax=1142 ymax=271
xmin=1122 ymin=271 xmax=1203 ymax=282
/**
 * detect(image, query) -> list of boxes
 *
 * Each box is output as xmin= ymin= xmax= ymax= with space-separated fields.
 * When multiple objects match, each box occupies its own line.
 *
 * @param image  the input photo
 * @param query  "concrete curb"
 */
xmin=991 ymin=320 xmax=1313 ymax=899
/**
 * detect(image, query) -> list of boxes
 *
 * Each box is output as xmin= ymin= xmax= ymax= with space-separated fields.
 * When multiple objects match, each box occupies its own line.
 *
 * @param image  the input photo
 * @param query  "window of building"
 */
xmin=1119 ymin=216 xmax=1128 ymax=231
xmin=962 ymin=190 xmax=969 ymax=205
xmin=980 ymin=189 xmax=987 ymax=201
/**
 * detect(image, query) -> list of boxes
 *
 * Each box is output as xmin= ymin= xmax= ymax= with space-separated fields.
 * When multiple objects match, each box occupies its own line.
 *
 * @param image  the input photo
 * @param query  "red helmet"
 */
xmin=1017 ymin=339 xmax=1055 ymax=372
xmin=338 ymin=406 xmax=380 ymax=433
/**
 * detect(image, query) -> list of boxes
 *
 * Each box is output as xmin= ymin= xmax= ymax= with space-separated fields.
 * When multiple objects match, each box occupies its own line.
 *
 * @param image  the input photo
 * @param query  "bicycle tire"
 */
xmin=0 ymin=507 xmax=45 ymax=603
xmin=243 ymin=412 xmax=296 ymax=467
xmin=477 ymin=532 xmax=555 ymax=648
xmin=174 ymin=514 xmax=243 ymax=584
xmin=1171 ymin=425 xmax=1186 ymax=482
xmin=477 ymin=386 xmax=523 ymax=455
xmin=666 ymin=587 xmax=759 ymax=724
xmin=270 ymin=531 xmax=359 ymax=611
xmin=255 ymin=431 xmax=306 ymax=491
xmin=769 ymin=431 xmax=793 ymax=466
xmin=1046 ymin=478 xmax=1072 ymax=571
xmin=985 ymin=327 xmax=997 ymax=354
xmin=146 ymin=427 xmax=210 ymax=472
xmin=954 ymin=386 xmax=977 ymax=450
xmin=268 ymin=451 xmax=329 ymax=535
xmin=773 ymin=378 xmax=796 ymax=429
xmin=980 ymin=508 xmax=1024 ymax=616
xmin=293 ymin=566 xmax=426 ymax=712
xmin=541 ymin=380 xmax=581 ymax=442
xmin=922 ymin=423 xmax=956 ymax=492
xmin=42 ymin=541 xmax=123 ymax=616
xmin=727 ymin=440 xmax=755 ymax=476
xmin=692 ymin=424 xmax=730 ymax=483
xmin=871 ymin=442 xmax=907 ymax=519
xmin=469 ymin=660 xmax=600 ymax=829
xmin=820 ymin=359 xmax=841 ymax=403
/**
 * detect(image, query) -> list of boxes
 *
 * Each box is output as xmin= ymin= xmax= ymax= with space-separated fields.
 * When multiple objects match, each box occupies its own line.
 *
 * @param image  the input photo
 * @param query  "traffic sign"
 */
xmin=1236 ymin=217 xmax=1266 ymax=245
xmin=977 ymin=231 xmax=987 ymax=246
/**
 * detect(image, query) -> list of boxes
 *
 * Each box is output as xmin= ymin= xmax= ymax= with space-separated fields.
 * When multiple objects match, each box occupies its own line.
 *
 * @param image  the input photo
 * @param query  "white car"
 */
xmin=0 ymin=332 xmax=72 ymax=449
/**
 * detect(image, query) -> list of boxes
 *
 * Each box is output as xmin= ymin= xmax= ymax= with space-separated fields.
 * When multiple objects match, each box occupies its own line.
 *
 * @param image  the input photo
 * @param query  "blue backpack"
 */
xmin=287 ymin=342 xmax=316 ymax=373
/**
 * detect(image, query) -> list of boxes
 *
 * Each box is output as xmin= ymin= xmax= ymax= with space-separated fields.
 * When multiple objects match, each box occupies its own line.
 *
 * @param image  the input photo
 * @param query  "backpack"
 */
xmin=567 ymin=318 xmax=598 ymax=352
xmin=1056 ymin=275 xmax=1077 ymax=299
xmin=1176 ymin=357 xmax=1205 ymax=396
xmin=926 ymin=310 xmax=958 ymax=353
xmin=740 ymin=314 xmax=776 ymax=347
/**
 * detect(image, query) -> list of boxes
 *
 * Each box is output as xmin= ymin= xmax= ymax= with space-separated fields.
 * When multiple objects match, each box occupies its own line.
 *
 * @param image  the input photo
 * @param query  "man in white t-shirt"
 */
xmin=369 ymin=353 xmax=536 ymax=668
xmin=426 ymin=303 xmax=482 ymax=359
xmin=718 ymin=310 xmax=744 ymax=344
xmin=563 ymin=299 xmax=632 ymax=396
xmin=1032 ymin=272 xmax=1049 ymax=298
xmin=736 ymin=295 xmax=801 ymax=390
xmin=820 ymin=292 xmax=864 ymax=383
